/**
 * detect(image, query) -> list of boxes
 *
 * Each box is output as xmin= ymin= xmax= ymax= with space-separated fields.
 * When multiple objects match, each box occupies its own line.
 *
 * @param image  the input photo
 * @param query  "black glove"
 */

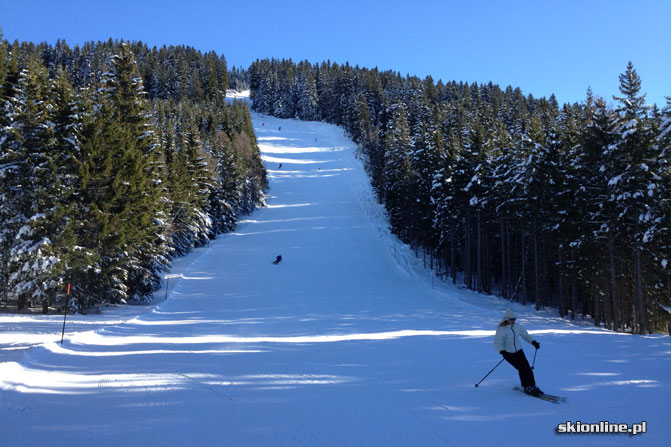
xmin=500 ymin=350 xmax=508 ymax=359
xmin=532 ymin=340 xmax=540 ymax=349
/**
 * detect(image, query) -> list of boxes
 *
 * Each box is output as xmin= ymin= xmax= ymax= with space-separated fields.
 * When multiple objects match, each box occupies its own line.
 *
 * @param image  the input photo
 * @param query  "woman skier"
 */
xmin=494 ymin=309 xmax=542 ymax=396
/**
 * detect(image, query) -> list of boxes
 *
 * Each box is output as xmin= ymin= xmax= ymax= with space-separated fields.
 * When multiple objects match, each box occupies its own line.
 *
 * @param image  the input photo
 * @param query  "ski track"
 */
xmin=1 ymin=91 xmax=670 ymax=446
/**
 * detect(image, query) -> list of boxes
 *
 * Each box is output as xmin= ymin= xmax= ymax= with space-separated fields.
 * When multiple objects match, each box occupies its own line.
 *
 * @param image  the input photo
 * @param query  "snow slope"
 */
xmin=1 ymin=92 xmax=670 ymax=446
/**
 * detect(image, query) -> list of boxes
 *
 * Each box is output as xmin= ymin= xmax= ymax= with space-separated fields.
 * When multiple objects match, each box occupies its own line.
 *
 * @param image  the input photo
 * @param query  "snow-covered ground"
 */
xmin=1 ymin=92 xmax=670 ymax=446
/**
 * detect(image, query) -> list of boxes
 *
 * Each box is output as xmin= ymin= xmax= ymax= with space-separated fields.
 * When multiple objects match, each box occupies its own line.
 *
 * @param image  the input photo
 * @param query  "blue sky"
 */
xmin=1 ymin=0 xmax=669 ymax=107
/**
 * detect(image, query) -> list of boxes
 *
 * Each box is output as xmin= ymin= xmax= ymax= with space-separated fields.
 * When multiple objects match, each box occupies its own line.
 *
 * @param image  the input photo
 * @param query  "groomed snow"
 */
xmin=1 ymin=91 xmax=670 ymax=446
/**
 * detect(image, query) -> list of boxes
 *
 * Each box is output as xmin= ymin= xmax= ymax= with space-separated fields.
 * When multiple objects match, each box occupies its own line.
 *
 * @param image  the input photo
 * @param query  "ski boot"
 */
xmin=524 ymin=385 xmax=543 ymax=397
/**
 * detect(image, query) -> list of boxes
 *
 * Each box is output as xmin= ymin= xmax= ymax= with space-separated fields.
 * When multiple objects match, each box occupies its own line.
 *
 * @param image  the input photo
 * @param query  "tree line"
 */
xmin=249 ymin=58 xmax=671 ymax=334
xmin=0 ymin=35 xmax=267 ymax=311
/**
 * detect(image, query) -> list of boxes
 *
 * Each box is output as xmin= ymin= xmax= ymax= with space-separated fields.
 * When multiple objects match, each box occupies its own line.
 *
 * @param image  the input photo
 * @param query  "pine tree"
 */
xmin=459 ymin=123 xmax=492 ymax=292
xmin=2 ymin=57 xmax=58 ymax=308
xmin=106 ymin=43 xmax=167 ymax=300
xmin=0 ymin=27 xmax=8 ymax=99
xmin=72 ymin=44 xmax=167 ymax=304
xmin=159 ymin=102 xmax=198 ymax=255
xmin=578 ymin=97 xmax=618 ymax=299
xmin=247 ymin=56 xmax=671 ymax=331
xmin=296 ymin=62 xmax=320 ymax=121
xmin=209 ymin=127 xmax=244 ymax=233
xmin=180 ymin=113 xmax=215 ymax=246
xmin=347 ymin=92 xmax=371 ymax=146
xmin=0 ymin=37 xmax=266 ymax=310
xmin=431 ymin=130 xmax=460 ymax=283
xmin=607 ymin=62 xmax=657 ymax=333
xmin=490 ymin=119 xmax=516 ymax=298
xmin=382 ymin=103 xmax=414 ymax=241
xmin=45 ymin=69 xmax=102 ymax=310
xmin=409 ymin=108 xmax=442 ymax=249
xmin=656 ymin=98 xmax=671 ymax=319
xmin=0 ymin=45 xmax=20 ymax=303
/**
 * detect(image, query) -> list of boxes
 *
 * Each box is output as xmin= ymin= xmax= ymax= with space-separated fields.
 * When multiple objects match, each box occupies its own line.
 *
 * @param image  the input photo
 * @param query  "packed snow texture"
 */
xmin=1 ymin=91 xmax=669 ymax=446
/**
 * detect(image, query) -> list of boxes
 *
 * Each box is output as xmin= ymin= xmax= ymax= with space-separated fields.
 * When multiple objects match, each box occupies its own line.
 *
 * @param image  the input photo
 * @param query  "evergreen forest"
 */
xmin=0 ymin=35 xmax=267 ymax=311
xmin=2 ymin=29 xmax=671 ymax=335
xmin=249 ymin=58 xmax=671 ymax=334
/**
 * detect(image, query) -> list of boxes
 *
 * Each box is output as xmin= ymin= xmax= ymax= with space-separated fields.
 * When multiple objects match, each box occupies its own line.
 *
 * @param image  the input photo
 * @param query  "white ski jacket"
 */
xmin=494 ymin=322 xmax=535 ymax=354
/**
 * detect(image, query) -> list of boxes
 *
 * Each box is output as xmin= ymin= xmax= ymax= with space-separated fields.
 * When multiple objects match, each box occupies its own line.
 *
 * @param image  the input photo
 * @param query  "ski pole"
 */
xmin=531 ymin=347 xmax=538 ymax=370
xmin=474 ymin=359 xmax=505 ymax=387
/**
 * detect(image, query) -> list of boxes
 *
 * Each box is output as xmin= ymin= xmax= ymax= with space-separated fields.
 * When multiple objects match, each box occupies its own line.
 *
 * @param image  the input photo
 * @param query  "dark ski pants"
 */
xmin=503 ymin=349 xmax=536 ymax=387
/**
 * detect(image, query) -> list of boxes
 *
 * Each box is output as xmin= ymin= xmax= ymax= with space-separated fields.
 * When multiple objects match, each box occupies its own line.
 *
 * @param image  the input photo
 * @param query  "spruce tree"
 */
xmin=382 ymin=103 xmax=413 ymax=240
xmin=106 ymin=43 xmax=167 ymax=299
xmin=2 ymin=57 xmax=58 ymax=308
xmin=0 ymin=37 xmax=266 ymax=309
xmin=48 ymin=69 xmax=99 ymax=309
xmin=656 ymin=98 xmax=671 ymax=315
xmin=180 ymin=113 xmax=215 ymax=246
xmin=431 ymin=130 xmax=460 ymax=283
xmin=209 ymin=127 xmax=244 ymax=233
xmin=409 ymin=110 xmax=443 ymax=249
xmin=608 ymin=62 xmax=656 ymax=333
xmin=73 ymin=44 xmax=166 ymax=304
xmin=296 ymin=62 xmax=320 ymax=121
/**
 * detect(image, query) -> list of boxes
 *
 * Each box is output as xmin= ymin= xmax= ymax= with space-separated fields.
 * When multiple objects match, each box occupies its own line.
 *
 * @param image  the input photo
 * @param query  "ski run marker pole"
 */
xmin=60 ymin=283 xmax=71 ymax=345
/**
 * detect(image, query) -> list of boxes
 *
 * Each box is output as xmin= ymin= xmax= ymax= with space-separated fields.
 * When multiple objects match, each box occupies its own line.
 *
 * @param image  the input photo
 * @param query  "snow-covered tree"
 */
xmin=606 ymin=62 xmax=657 ymax=333
xmin=409 ymin=108 xmax=442 ymax=249
xmin=295 ymin=62 xmax=319 ymax=121
xmin=1 ymin=57 xmax=58 ymax=308
xmin=382 ymin=103 xmax=414 ymax=240
xmin=246 ymin=57 xmax=671 ymax=332
xmin=656 ymin=98 xmax=671 ymax=282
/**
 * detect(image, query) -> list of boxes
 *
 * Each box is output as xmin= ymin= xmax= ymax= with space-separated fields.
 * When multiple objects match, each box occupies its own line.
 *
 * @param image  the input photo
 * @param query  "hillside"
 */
xmin=1 ymin=93 xmax=669 ymax=446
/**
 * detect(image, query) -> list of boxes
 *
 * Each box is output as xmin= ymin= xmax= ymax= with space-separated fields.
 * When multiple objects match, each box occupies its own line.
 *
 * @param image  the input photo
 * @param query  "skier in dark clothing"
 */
xmin=494 ymin=310 xmax=542 ymax=396
xmin=273 ymin=255 xmax=282 ymax=265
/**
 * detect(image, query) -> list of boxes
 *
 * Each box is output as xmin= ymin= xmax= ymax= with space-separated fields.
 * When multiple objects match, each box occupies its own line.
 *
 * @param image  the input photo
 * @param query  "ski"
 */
xmin=513 ymin=387 xmax=566 ymax=403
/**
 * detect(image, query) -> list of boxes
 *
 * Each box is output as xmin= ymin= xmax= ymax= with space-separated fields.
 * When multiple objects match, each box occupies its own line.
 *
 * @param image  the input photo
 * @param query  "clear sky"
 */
xmin=1 ymin=0 xmax=669 ymax=107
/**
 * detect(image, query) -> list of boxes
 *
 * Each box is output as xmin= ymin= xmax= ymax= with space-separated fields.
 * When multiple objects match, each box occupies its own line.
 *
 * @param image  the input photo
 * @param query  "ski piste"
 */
xmin=3 ymin=92 xmax=670 ymax=446
xmin=514 ymin=386 xmax=566 ymax=404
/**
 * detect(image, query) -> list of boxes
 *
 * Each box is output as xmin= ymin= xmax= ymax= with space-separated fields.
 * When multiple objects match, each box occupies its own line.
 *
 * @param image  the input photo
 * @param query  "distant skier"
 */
xmin=273 ymin=255 xmax=282 ymax=265
xmin=278 ymin=163 xmax=282 ymax=169
xmin=278 ymin=126 xmax=281 ymax=131
xmin=494 ymin=310 xmax=542 ymax=396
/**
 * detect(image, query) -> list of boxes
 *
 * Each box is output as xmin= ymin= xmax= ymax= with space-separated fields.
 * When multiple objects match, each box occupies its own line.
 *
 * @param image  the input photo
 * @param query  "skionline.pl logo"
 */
xmin=557 ymin=421 xmax=647 ymax=435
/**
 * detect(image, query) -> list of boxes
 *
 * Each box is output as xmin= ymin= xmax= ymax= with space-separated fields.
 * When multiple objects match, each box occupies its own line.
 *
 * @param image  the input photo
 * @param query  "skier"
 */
xmin=273 ymin=255 xmax=282 ymax=265
xmin=494 ymin=309 xmax=542 ymax=396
